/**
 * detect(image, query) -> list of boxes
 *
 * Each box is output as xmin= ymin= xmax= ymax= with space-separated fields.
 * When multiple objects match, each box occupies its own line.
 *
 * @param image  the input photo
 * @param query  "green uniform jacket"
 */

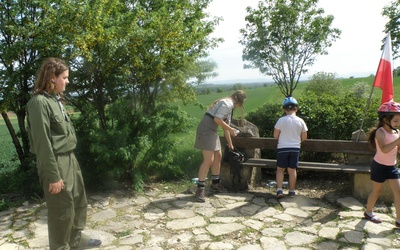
xmin=27 ymin=92 xmax=77 ymax=184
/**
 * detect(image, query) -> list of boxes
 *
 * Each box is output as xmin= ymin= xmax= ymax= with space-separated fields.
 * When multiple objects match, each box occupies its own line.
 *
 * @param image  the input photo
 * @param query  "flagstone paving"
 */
xmin=1 ymin=186 xmax=400 ymax=250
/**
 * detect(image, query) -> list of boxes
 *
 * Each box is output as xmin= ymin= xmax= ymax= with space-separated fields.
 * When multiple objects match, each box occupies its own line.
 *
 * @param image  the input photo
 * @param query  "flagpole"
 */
xmin=357 ymin=32 xmax=393 ymax=141
xmin=357 ymin=85 xmax=375 ymax=141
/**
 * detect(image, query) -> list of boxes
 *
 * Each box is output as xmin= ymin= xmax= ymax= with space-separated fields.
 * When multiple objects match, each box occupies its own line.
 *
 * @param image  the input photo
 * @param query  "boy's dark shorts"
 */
xmin=370 ymin=160 xmax=400 ymax=183
xmin=276 ymin=148 xmax=300 ymax=169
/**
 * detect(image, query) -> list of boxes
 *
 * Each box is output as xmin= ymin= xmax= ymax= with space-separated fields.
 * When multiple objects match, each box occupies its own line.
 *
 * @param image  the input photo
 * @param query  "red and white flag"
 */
xmin=373 ymin=32 xmax=394 ymax=104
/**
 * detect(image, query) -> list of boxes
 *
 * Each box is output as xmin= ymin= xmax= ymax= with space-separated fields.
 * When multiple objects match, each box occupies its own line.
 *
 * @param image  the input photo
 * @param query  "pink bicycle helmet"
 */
xmin=378 ymin=101 xmax=400 ymax=118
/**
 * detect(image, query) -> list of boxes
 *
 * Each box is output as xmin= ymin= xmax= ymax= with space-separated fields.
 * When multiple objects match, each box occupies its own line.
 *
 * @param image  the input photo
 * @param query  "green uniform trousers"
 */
xmin=38 ymin=152 xmax=88 ymax=250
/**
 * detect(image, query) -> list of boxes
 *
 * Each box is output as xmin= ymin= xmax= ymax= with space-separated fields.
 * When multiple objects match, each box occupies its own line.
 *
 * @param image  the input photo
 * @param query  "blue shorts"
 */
xmin=370 ymin=160 xmax=400 ymax=183
xmin=276 ymin=148 xmax=300 ymax=169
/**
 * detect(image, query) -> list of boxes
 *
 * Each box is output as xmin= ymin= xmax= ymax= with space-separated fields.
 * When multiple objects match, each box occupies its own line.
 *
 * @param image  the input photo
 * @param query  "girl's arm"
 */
xmin=223 ymin=129 xmax=234 ymax=150
xmin=214 ymin=117 xmax=236 ymax=150
xmin=375 ymin=129 xmax=400 ymax=153
xmin=214 ymin=117 xmax=236 ymax=136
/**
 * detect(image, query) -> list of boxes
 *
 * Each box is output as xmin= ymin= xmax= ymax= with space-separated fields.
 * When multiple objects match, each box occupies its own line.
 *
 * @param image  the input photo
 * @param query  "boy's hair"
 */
xmin=284 ymin=104 xmax=297 ymax=111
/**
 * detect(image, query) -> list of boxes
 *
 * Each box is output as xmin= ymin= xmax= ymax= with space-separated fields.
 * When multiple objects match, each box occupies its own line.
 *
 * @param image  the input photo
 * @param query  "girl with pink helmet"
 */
xmin=365 ymin=101 xmax=400 ymax=227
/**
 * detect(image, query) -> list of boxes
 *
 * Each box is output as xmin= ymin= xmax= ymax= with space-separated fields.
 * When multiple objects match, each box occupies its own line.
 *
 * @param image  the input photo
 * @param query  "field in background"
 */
xmin=178 ymin=76 xmax=400 ymax=120
xmin=0 ymin=116 xmax=19 ymax=171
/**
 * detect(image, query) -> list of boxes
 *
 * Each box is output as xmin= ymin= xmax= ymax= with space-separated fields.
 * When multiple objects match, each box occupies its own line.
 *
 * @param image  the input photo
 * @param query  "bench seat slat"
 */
xmin=243 ymin=158 xmax=370 ymax=173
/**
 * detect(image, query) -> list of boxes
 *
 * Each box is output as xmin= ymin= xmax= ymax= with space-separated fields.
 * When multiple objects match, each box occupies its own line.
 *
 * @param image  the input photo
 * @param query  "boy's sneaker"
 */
xmin=289 ymin=190 xmax=295 ymax=197
xmin=276 ymin=190 xmax=283 ymax=199
xmin=396 ymin=221 xmax=400 ymax=228
xmin=211 ymin=182 xmax=227 ymax=193
xmin=196 ymin=187 xmax=205 ymax=203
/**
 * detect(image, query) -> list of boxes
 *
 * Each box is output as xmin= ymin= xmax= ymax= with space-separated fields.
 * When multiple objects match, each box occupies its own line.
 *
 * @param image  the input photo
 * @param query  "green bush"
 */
xmin=304 ymin=72 xmax=342 ymax=96
xmin=246 ymin=92 xmax=380 ymax=162
xmin=246 ymin=103 xmax=282 ymax=137
xmin=73 ymin=100 xmax=192 ymax=191
xmin=299 ymin=92 xmax=379 ymax=140
xmin=0 ymin=156 xmax=41 ymax=209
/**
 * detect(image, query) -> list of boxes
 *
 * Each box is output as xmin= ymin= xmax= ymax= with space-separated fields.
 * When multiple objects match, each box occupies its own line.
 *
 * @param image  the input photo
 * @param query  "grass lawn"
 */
xmin=0 ymin=115 xmax=20 ymax=172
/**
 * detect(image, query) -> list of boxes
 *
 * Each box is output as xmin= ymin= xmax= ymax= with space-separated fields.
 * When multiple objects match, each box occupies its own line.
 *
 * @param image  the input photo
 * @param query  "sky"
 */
xmin=205 ymin=0 xmax=398 ymax=83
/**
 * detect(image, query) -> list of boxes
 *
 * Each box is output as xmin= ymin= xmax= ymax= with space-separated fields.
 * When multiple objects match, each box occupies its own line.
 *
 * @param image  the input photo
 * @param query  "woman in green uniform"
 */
xmin=27 ymin=57 xmax=101 ymax=250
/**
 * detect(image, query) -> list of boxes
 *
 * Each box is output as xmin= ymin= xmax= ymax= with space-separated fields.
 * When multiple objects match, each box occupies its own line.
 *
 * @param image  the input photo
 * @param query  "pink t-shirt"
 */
xmin=374 ymin=127 xmax=399 ymax=166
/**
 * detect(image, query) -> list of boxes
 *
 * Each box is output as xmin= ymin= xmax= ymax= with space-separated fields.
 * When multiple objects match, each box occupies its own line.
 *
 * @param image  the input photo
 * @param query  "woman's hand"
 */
xmin=229 ymin=128 xmax=238 ymax=137
xmin=48 ymin=179 xmax=65 ymax=194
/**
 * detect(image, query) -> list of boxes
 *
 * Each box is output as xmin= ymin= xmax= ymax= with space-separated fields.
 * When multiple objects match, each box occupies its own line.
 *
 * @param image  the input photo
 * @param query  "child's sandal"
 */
xmin=364 ymin=212 xmax=382 ymax=223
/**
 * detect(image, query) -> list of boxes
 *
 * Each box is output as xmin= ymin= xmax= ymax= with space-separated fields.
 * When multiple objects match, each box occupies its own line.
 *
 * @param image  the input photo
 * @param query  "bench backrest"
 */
xmin=228 ymin=137 xmax=374 ymax=156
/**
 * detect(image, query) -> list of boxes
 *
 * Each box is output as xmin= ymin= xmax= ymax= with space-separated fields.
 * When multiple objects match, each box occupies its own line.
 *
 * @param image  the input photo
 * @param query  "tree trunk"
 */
xmin=1 ymin=111 xmax=25 ymax=166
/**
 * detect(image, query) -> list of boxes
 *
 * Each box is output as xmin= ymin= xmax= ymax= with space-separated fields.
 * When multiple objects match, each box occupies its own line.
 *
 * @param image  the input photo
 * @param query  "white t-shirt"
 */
xmin=274 ymin=114 xmax=308 ymax=149
xmin=206 ymin=98 xmax=233 ymax=124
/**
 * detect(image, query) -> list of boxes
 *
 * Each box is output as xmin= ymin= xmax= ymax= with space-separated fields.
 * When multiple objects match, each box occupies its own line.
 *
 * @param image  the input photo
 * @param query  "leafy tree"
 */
xmin=383 ymin=0 xmax=400 ymax=59
xmin=123 ymin=0 xmax=221 ymax=115
xmin=239 ymin=0 xmax=341 ymax=97
xmin=0 ymin=0 xmax=67 ymax=168
xmin=1 ymin=0 xmax=222 ymax=192
xmin=63 ymin=0 xmax=222 ymax=190
xmin=351 ymin=81 xmax=371 ymax=99
xmin=304 ymin=72 xmax=342 ymax=96
xmin=394 ymin=66 xmax=400 ymax=77
xmin=233 ymin=83 xmax=244 ymax=90
xmin=66 ymin=0 xmax=221 ymax=130
xmin=0 ymin=0 xmax=119 ymax=166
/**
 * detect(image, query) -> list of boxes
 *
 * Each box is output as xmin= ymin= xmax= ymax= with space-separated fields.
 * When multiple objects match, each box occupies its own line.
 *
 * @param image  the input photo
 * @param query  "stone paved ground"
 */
xmin=1 ymin=184 xmax=400 ymax=250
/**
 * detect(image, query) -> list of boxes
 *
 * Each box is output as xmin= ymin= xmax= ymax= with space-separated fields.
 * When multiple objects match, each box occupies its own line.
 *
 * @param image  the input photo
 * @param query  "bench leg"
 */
xmin=220 ymin=162 xmax=253 ymax=191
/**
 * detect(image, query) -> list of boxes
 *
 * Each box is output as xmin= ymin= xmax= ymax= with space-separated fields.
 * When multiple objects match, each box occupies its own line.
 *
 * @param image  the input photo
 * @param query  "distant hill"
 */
xmin=204 ymin=78 xmax=271 ymax=85
xmin=204 ymin=71 xmax=377 ymax=85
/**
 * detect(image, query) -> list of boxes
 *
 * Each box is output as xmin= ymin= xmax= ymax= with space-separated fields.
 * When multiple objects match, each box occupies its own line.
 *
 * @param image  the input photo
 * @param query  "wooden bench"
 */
xmin=229 ymin=137 xmax=374 ymax=174
xmin=218 ymin=135 xmax=399 ymax=201
xmin=243 ymin=158 xmax=370 ymax=173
